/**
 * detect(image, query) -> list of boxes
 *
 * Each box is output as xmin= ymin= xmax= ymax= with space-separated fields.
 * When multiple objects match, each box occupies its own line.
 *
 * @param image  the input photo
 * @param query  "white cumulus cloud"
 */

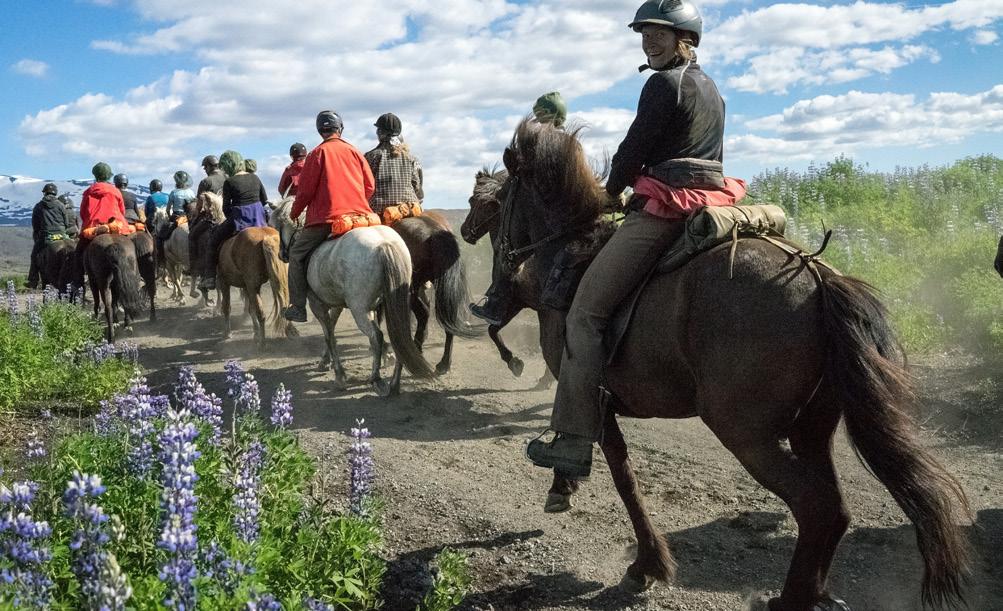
xmin=11 ymin=59 xmax=49 ymax=78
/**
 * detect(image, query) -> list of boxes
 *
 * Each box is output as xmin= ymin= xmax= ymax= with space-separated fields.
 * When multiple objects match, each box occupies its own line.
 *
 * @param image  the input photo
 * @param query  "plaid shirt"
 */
xmin=364 ymin=143 xmax=424 ymax=213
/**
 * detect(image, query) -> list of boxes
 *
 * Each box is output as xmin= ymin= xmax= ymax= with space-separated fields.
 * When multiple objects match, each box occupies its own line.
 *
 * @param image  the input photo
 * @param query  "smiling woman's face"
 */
xmin=640 ymin=24 xmax=678 ymax=70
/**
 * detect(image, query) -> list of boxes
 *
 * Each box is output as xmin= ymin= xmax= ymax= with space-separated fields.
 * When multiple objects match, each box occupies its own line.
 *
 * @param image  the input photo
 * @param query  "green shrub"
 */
xmin=420 ymin=549 xmax=472 ymax=611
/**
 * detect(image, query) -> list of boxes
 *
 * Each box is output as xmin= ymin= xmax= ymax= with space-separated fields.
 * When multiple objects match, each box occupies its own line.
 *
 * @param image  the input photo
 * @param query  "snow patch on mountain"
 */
xmin=0 ymin=175 xmax=149 ymax=226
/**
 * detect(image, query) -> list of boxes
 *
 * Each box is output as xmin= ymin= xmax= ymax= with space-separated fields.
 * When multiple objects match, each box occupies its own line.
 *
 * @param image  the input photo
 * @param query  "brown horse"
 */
xmin=461 ymin=169 xmax=556 ymax=389
xmin=84 ymin=234 xmax=148 ymax=342
xmin=35 ymin=238 xmax=76 ymax=293
xmin=388 ymin=211 xmax=480 ymax=374
xmin=130 ymin=230 xmax=157 ymax=321
xmin=486 ymin=120 xmax=971 ymax=611
xmin=214 ymin=226 xmax=297 ymax=347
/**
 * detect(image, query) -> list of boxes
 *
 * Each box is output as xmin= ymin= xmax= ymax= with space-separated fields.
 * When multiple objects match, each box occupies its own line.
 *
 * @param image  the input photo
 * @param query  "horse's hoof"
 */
xmin=373 ymin=379 xmax=393 ymax=398
xmin=812 ymin=596 xmax=851 ymax=611
xmin=544 ymin=492 xmax=572 ymax=513
xmin=285 ymin=324 xmax=299 ymax=338
xmin=532 ymin=376 xmax=554 ymax=391
xmin=435 ymin=362 xmax=450 ymax=376
xmin=508 ymin=357 xmax=524 ymax=377
xmin=317 ymin=361 xmax=331 ymax=372
xmin=619 ymin=572 xmax=655 ymax=594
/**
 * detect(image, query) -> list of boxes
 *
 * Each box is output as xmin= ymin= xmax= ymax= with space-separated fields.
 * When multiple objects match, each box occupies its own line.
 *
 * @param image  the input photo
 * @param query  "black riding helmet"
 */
xmin=316 ymin=110 xmax=344 ymax=136
xmin=149 ymin=179 xmax=163 ymax=192
xmin=42 ymin=183 xmax=58 ymax=196
xmin=174 ymin=170 xmax=191 ymax=188
xmin=113 ymin=173 xmax=129 ymax=188
xmin=374 ymin=113 xmax=402 ymax=136
xmin=289 ymin=142 xmax=307 ymax=159
xmin=201 ymin=155 xmax=219 ymax=169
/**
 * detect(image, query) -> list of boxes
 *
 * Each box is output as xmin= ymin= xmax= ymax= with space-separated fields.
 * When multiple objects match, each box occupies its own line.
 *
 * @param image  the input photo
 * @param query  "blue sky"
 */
xmin=2 ymin=0 xmax=1002 ymax=207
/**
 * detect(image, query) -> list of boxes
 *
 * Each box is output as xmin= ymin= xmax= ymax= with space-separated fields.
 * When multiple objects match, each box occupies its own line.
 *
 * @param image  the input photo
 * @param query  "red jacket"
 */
xmin=80 ymin=181 xmax=127 ymax=229
xmin=292 ymin=136 xmax=375 ymax=227
xmin=278 ymin=158 xmax=305 ymax=197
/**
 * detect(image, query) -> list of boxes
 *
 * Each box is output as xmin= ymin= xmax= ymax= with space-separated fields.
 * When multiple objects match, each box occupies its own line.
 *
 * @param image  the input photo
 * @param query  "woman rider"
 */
xmin=527 ymin=0 xmax=743 ymax=478
xmin=199 ymin=150 xmax=269 ymax=290
xmin=364 ymin=112 xmax=424 ymax=221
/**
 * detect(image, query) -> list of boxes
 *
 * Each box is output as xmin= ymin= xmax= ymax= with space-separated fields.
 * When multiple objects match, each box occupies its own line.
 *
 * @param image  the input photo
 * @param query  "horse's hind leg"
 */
xmin=437 ymin=333 xmax=454 ymax=376
xmin=705 ymin=403 xmax=845 ymax=611
xmin=412 ymin=286 xmax=430 ymax=351
xmin=220 ymin=285 xmax=232 ymax=339
xmin=247 ymin=287 xmax=266 ymax=348
xmin=351 ymin=307 xmax=388 ymax=396
xmin=101 ymin=286 xmax=115 ymax=342
xmin=598 ymin=411 xmax=676 ymax=593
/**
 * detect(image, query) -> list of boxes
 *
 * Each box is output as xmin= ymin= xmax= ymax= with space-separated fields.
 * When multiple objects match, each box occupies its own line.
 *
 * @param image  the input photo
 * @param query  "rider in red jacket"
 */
xmin=283 ymin=111 xmax=375 ymax=323
xmin=278 ymin=143 xmax=308 ymax=198
xmin=72 ymin=162 xmax=128 ymax=293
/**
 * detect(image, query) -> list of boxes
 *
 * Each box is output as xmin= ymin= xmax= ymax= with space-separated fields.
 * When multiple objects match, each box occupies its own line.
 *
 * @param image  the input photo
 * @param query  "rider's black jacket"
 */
xmin=31 ymin=195 xmax=74 ymax=241
xmin=120 ymin=189 xmax=142 ymax=222
xmin=607 ymin=60 xmax=725 ymax=198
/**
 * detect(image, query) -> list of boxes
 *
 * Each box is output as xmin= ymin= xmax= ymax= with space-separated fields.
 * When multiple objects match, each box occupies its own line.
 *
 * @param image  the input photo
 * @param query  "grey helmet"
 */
xmin=113 ymin=173 xmax=129 ymax=188
xmin=42 ymin=182 xmax=58 ymax=196
xmin=628 ymin=0 xmax=703 ymax=46
xmin=174 ymin=170 xmax=191 ymax=188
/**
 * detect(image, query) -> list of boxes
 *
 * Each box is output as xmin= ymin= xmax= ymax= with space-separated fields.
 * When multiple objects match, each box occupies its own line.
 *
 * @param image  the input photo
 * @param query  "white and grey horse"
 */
xmin=152 ymin=192 xmax=224 ymax=306
xmin=270 ymin=198 xmax=435 ymax=396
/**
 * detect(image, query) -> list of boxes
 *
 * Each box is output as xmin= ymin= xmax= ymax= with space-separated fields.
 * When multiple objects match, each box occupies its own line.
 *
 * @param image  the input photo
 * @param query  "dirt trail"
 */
xmin=129 ymin=291 xmax=1002 ymax=611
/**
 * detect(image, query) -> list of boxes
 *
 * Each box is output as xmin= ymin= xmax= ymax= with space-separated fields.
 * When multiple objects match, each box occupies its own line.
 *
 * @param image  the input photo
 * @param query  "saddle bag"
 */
xmin=81 ymin=219 xmax=137 ymax=240
xmin=330 ymin=212 xmax=382 ymax=238
xmin=380 ymin=202 xmax=423 ymax=226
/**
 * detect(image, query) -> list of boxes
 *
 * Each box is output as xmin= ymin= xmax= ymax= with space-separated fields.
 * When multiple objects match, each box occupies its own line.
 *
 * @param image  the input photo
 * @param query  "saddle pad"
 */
xmin=605 ymin=204 xmax=787 ymax=364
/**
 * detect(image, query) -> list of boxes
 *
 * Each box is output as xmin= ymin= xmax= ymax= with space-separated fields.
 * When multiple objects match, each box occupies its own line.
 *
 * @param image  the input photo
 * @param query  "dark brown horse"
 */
xmin=388 ymin=211 xmax=479 ymax=374
xmin=35 ymin=238 xmax=76 ymax=293
xmin=84 ymin=234 xmax=148 ymax=342
xmin=486 ymin=120 xmax=971 ymax=611
xmin=461 ymin=169 xmax=556 ymax=389
xmin=995 ymin=235 xmax=1002 ymax=277
xmin=130 ymin=230 xmax=157 ymax=321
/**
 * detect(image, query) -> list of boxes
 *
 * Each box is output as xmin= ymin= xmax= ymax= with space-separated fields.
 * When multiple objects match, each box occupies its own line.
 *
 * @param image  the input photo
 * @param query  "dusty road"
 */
xmin=116 ymin=281 xmax=1003 ymax=611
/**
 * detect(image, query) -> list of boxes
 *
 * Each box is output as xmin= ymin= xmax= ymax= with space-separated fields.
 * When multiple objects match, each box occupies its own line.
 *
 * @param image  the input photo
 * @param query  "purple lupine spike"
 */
xmin=95 ymin=400 xmax=118 ymax=436
xmin=25 ymin=429 xmax=46 ymax=461
xmin=157 ymin=408 xmax=200 ymax=609
xmin=233 ymin=441 xmax=265 ymax=544
xmin=0 ymin=480 xmax=53 ymax=608
xmin=304 ymin=597 xmax=336 ymax=610
xmin=199 ymin=540 xmax=252 ymax=596
xmin=175 ymin=367 xmax=223 ymax=445
xmin=175 ymin=366 xmax=200 ymax=408
xmin=115 ymin=377 xmax=157 ymax=478
xmin=42 ymin=285 xmax=59 ymax=305
xmin=270 ymin=384 xmax=293 ymax=429
xmin=26 ymin=295 xmax=42 ymax=337
xmin=348 ymin=420 xmax=375 ymax=516
xmin=246 ymin=592 xmax=282 ymax=610
xmin=63 ymin=472 xmax=130 ymax=610
xmin=224 ymin=360 xmax=246 ymax=399
xmin=5 ymin=280 xmax=18 ymax=322
xmin=235 ymin=373 xmax=261 ymax=416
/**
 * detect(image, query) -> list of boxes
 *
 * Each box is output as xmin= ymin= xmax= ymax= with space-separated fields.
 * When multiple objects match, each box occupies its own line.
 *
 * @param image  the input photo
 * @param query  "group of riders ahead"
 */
xmin=27 ymin=1 xmax=749 ymax=483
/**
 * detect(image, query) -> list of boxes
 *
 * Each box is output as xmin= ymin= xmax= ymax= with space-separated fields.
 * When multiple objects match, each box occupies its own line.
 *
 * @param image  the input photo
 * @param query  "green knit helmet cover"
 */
xmin=219 ymin=150 xmax=245 ymax=177
xmin=244 ymin=159 xmax=257 ymax=173
xmin=92 ymin=162 xmax=113 ymax=182
xmin=533 ymin=92 xmax=567 ymax=127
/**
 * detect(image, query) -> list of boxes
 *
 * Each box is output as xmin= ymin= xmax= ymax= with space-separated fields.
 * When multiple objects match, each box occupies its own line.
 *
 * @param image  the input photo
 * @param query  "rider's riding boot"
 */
xmin=525 ymin=431 xmax=593 ymax=480
xmin=282 ymin=304 xmax=307 ymax=323
xmin=467 ymin=292 xmax=505 ymax=327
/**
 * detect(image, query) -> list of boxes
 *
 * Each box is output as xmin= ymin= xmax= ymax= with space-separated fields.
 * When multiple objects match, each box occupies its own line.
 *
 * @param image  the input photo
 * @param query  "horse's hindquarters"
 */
xmin=608 ymin=240 xmax=825 ymax=420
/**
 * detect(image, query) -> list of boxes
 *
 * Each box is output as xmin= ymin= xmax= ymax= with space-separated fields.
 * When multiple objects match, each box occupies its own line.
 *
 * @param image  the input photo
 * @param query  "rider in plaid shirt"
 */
xmin=364 ymin=113 xmax=424 ymax=214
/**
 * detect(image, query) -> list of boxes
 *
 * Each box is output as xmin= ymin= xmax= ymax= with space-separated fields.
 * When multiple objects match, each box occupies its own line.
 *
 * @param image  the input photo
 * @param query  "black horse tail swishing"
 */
xmin=106 ymin=238 xmax=146 ymax=318
xmin=427 ymin=229 xmax=480 ymax=339
xmin=820 ymin=272 xmax=972 ymax=608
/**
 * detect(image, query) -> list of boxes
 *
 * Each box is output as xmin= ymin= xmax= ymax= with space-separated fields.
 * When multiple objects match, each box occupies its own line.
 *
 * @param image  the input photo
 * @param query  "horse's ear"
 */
xmin=502 ymin=147 xmax=519 ymax=174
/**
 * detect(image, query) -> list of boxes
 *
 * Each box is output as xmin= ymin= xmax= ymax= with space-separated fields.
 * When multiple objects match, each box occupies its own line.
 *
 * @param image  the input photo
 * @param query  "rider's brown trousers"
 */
xmin=551 ymin=210 xmax=686 ymax=440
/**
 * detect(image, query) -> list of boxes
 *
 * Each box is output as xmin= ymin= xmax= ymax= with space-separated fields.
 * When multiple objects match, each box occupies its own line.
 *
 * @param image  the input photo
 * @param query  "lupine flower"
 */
xmin=25 ymin=430 xmax=46 ymax=461
xmin=115 ymin=377 xmax=158 ymax=478
xmin=26 ymin=295 xmax=42 ymax=336
xmin=63 ymin=472 xmax=131 ymax=610
xmin=348 ymin=420 xmax=375 ymax=516
xmin=199 ymin=540 xmax=252 ymax=596
xmin=246 ymin=592 xmax=282 ymax=610
xmin=270 ymin=384 xmax=293 ymax=429
xmin=151 ymin=394 xmax=171 ymax=420
xmin=0 ymin=480 xmax=53 ymax=609
xmin=233 ymin=441 xmax=265 ymax=543
xmin=157 ymin=408 xmax=200 ymax=610
xmin=235 ymin=373 xmax=261 ymax=416
xmin=117 ymin=342 xmax=139 ymax=364
xmin=94 ymin=400 xmax=118 ymax=436
xmin=175 ymin=367 xmax=223 ymax=444
xmin=42 ymin=285 xmax=60 ymax=305
xmin=40 ymin=408 xmax=52 ymax=420
xmin=224 ymin=360 xmax=246 ymax=399
xmin=5 ymin=280 xmax=18 ymax=322
xmin=304 ymin=597 xmax=336 ymax=610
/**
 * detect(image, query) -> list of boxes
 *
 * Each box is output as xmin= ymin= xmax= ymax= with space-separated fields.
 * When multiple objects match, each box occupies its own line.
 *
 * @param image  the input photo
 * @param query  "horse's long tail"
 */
xmin=820 ymin=272 xmax=971 ymax=607
xmin=428 ymin=229 xmax=480 ymax=339
xmin=106 ymin=239 xmax=146 ymax=318
xmin=261 ymin=233 xmax=290 ymax=336
xmin=379 ymin=241 xmax=435 ymax=378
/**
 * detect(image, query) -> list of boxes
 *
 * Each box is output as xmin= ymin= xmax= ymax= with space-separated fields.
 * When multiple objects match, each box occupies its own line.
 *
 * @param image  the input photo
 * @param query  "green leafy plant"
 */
xmin=419 ymin=548 xmax=472 ymax=611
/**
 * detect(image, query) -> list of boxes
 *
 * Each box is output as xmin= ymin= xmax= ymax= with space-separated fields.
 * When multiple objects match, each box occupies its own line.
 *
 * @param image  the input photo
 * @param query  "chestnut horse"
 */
xmin=485 ymin=120 xmax=971 ymax=611
xmin=461 ymin=168 xmax=556 ymax=389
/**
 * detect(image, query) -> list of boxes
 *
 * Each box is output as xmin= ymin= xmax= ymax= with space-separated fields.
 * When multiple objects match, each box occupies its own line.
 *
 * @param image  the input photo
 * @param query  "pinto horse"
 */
xmin=270 ymin=199 xmax=435 ymax=396
xmin=488 ymin=120 xmax=971 ymax=611
xmin=84 ymin=234 xmax=148 ymax=342
xmin=386 ymin=212 xmax=480 ymax=375
xmin=461 ymin=169 xmax=556 ymax=389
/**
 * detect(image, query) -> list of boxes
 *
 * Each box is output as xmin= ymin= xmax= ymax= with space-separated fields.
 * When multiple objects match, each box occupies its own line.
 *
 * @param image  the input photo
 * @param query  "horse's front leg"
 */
xmin=599 ymin=411 xmax=676 ymax=593
xmin=436 ymin=333 xmax=454 ymax=376
xmin=546 ymin=474 xmax=580 ymax=513
xmin=488 ymin=323 xmax=523 ymax=377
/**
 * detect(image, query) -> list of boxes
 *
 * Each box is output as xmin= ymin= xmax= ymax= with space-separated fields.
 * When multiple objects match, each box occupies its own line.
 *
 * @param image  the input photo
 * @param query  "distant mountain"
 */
xmin=0 ymin=175 xmax=149 ymax=226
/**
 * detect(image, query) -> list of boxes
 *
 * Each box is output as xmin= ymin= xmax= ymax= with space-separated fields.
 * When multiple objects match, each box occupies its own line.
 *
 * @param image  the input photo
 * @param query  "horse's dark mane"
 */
xmin=509 ymin=119 xmax=608 ymax=222
xmin=473 ymin=165 xmax=508 ymax=204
